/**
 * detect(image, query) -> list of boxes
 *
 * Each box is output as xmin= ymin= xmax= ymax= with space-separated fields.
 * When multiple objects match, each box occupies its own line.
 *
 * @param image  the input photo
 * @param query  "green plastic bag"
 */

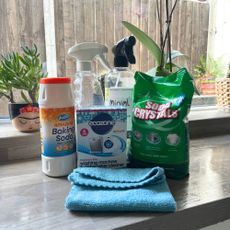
xmin=129 ymin=68 xmax=195 ymax=179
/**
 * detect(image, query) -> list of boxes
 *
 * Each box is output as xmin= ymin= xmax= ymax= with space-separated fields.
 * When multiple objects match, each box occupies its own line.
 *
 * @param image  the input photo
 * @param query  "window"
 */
xmin=1 ymin=0 xmax=230 ymax=118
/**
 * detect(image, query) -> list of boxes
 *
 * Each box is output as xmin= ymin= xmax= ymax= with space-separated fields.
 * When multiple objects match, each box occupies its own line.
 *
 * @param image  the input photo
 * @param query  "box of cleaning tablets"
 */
xmin=76 ymin=107 xmax=127 ymax=167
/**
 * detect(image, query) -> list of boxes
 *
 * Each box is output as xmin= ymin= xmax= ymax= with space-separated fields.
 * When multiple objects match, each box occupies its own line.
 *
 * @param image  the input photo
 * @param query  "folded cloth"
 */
xmin=65 ymin=167 xmax=176 ymax=212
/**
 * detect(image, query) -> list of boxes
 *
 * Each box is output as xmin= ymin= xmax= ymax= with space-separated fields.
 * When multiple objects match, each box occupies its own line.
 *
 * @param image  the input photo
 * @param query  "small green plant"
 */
xmin=0 ymin=44 xmax=47 ymax=103
xmin=0 ymin=62 xmax=14 ymax=102
xmin=194 ymin=55 xmax=225 ymax=79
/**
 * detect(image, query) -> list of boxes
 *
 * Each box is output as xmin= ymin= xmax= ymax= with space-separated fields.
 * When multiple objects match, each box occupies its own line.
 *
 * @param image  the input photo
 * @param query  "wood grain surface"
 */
xmin=1 ymin=135 xmax=230 ymax=230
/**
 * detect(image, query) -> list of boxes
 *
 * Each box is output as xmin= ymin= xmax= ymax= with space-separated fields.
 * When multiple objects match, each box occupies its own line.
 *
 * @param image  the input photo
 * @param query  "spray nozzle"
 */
xmin=68 ymin=42 xmax=111 ymax=71
xmin=112 ymin=36 xmax=136 ymax=67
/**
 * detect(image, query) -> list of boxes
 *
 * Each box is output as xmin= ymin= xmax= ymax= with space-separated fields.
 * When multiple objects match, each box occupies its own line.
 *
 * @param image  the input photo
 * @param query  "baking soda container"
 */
xmin=38 ymin=77 xmax=76 ymax=177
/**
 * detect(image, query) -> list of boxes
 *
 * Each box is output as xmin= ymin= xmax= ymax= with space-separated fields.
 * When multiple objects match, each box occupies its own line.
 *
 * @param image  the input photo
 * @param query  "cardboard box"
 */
xmin=76 ymin=107 xmax=127 ymax=167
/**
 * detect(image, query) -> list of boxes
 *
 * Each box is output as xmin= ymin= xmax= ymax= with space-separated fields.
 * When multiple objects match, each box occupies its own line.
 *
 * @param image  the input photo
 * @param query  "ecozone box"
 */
xmin=76 ymin=107 xmax=127 ymax=168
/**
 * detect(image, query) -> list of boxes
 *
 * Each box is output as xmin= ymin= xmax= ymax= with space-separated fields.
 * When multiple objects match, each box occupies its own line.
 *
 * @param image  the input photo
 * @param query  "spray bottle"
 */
xmin=104 ymin=36 xmax=136 ymax=132
xmin=68 ymin=42 xmax=111 ymax=108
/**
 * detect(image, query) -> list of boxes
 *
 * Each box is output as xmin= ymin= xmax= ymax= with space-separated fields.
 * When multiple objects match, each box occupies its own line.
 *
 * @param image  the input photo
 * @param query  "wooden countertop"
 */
xmin=1 ymin=135 xmax=230 ymax=230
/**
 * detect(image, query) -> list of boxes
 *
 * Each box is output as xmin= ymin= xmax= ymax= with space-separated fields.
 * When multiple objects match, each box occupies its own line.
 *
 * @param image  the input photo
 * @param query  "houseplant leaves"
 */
xmin=122 ymin=21 xmax=162 ymax=67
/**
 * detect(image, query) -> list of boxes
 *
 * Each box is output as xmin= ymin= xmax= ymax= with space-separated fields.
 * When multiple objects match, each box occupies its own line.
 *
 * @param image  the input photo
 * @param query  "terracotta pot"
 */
xmin=199 ymin=82 xmax=216 ymax=95
xmin=8 ymin=103 xmax=40 ymax=132
xmin=195 ymin=77 xmax=216 ymax=95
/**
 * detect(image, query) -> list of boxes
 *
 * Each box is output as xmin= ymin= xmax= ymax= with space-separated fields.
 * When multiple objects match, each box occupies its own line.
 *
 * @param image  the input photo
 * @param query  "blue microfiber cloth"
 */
xmin=65 ymin=167 xmax=176 ymax=212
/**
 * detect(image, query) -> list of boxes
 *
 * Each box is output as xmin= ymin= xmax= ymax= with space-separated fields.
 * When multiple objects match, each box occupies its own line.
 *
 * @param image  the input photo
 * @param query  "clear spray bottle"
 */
xmin=104 ymin=36 xmax=136 ymax=132
xmin=68 ymin=42 xmax=111 ymax=108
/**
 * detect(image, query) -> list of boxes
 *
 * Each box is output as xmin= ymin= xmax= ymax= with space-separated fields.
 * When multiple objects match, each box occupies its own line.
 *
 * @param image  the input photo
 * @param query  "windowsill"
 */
xmin=1 ymin=107 xmax=230 ymax=162
xmin=0 ymin=123 xmax=40 ymax=162
xmin=189 ymin=106 xmax=230 ymax=121
xmin=189 ymin=106 xmax=230 ymax=138
xmin=0 ymin=122 xmax=39 ymax=138
xmin=1 ymin=136 xmax=230 ymax=229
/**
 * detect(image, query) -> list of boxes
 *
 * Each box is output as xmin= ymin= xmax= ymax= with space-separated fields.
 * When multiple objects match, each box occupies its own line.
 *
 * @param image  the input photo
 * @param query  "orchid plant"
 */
xmin=122 ymin=0 xmax=200 ymax=94
xmin=122 ymin=0 xmax=187 ymax=76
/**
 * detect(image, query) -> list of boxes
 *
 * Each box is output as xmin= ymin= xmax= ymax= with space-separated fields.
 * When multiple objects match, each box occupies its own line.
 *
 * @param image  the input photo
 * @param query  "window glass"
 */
xmin=1 ymin=0 xmax=230 ymax=118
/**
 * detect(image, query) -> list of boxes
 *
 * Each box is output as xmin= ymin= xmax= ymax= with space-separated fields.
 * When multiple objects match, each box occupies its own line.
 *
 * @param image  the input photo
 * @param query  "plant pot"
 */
xmin=8 ymin=103 xmax=40 ymax=132
xmin=199 ymin=82 xmax=216 ymax=95
xmin=196 ymin=77 xmax=216 ymax=95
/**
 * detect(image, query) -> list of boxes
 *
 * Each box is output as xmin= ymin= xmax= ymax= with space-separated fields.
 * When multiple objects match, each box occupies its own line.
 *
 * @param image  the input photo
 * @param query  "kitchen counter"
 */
xmin=1 ymin=135 xmax=230 ymax=230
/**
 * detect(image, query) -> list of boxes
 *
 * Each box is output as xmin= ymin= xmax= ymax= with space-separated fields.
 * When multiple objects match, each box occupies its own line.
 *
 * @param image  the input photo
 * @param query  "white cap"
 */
xmin=41 ymin=153 xmax=76 ymax=177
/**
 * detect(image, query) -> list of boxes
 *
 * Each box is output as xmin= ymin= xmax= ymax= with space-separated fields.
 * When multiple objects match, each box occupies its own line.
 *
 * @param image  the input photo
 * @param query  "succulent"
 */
xmin=0 ymin=44 xmax=47 ymax=103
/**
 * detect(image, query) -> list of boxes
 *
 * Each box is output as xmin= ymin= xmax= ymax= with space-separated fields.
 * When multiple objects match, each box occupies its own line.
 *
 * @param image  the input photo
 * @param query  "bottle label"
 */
xmin=40 ymin=107 xmax=76 ymax=157
xmin=107 ymin=87 xmax=133 ymax=131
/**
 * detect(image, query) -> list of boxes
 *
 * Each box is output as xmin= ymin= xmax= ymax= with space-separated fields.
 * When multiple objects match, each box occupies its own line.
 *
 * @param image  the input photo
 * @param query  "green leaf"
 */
xmin=19 ymin=56 xmax=30 ymax=67
xmin=187 ymin=71 xmax=200 ymax=95
xmin=165 ymin=62 xmax=180 ymax=71
xmin=156 ymin=66 xmax=170 ymax=77
xmin=146 ymin=67 xmax=157 ymax=76
xmin=12 ymin=76 xmax=30 ymax=90
xmin=122 ymin=21 xmax=162 ymax=66
xmin=147 ymin=63 xmax=180 ymax=77
xmin=166 ymin=50 xmax=189 ymax=62
xmin=146 ymin=67 xmax=171 ymax=76
xmin=21 ymin=90 xmax=31 ymax=103
xmin=0 ymin=84 xmax=9 ymax=90
xmin=34 ymin=44 xmax=38 ymax=54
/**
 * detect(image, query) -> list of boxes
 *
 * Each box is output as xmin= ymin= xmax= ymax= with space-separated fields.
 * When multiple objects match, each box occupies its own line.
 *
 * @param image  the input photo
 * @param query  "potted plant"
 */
xmin=0 ymin=44 xmax=47 ymax=132
xmin=121 ymin=2 xmax=197 ymax=86
xmin=193 ymin=55 xmax=225 ymax=95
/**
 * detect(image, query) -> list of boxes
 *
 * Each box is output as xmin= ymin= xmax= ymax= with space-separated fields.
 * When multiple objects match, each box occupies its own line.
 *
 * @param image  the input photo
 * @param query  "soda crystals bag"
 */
xmin=129 ymin=68 xmax=195 ymax=179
